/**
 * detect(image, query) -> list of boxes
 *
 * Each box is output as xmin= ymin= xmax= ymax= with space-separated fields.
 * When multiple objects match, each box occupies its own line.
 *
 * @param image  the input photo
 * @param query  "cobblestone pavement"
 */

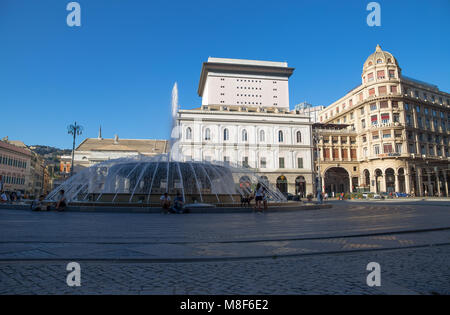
xmin=1 ymin=245 xmax=449 ymax=295
xmin=0 ymin=201 xmax=449 ymax=294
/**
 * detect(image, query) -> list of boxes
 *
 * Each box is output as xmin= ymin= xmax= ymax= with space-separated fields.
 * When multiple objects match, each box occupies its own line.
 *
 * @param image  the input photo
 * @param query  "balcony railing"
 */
xmin=315 ymin=128 xmax=357 ymax=134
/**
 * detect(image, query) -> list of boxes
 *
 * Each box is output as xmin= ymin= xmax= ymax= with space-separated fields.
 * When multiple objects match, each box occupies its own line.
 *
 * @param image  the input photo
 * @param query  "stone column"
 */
xmin=417 ymin=169 xmax=424 ymax=196
xmin=444 ymin=172 xmax=449 ymax=197
xmin=370 ymin=174 xmax=381 ymax=193
xmin=405 ymin=172 xmax=411 ymax=195
xmin=380 ymin=173 xmax=386 ymax=193
xmin=436 ymin=170 xmax=441 ymax=197
xmin=395 ymin=173 xmax=400 ymax=193
xmin=427 ymin=171 xmax=432 ymax=196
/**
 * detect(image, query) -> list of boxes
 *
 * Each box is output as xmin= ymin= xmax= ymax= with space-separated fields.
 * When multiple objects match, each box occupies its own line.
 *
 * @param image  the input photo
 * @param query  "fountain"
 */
xmin=47 ymin=83 xmax=286 ymax=206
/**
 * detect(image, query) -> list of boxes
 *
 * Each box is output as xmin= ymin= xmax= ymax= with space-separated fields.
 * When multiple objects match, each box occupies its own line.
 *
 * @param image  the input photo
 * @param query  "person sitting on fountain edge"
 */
xmin=160 ymin=192 xmax=171 ymax=214
xmin=172 ymin=192 xmax=185 ymax=214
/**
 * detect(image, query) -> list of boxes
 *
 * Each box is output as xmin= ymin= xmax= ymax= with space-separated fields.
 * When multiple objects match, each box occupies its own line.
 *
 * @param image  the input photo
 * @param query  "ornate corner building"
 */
xmin=316 ymin=45 xmax=450 ymax=197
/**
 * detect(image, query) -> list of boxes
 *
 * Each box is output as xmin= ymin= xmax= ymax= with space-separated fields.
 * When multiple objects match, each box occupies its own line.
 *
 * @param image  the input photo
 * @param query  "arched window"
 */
xmin=204 ymin=128 xmax=211 ymax=141
xmin=278 ymin=130 xmax=284 ymax=143
xmin=242 ymin=129 xmax=248 ymax=142
xmin=259 ymin=130 xmax=265 ymax=142
xmin=186 ymin=127 xmax=192 ymax=140
xmin=296 ymin=131 xmax=302 ymax=143
xmin=223 ymin=128 xmax=229 ymax=141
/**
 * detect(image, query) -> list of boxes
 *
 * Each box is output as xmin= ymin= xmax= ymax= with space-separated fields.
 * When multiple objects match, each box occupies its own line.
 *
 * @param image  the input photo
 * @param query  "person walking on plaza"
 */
xmin=254 ymin=183 xmax=264 ymax=213
xmin=262 ymin=187 xmax=268 ymax=212
xmin=55 ymin=190 xmax=67 ymax=211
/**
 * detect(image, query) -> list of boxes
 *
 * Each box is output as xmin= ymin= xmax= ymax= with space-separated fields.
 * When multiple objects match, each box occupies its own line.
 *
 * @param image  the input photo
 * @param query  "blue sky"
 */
xmin=1 ymin=0 xmax=449 ymax=149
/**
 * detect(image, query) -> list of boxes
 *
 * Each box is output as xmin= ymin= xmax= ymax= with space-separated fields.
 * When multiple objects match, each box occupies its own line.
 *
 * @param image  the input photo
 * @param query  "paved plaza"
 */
xmin=0 ymin=200 xmax=449 ymax=294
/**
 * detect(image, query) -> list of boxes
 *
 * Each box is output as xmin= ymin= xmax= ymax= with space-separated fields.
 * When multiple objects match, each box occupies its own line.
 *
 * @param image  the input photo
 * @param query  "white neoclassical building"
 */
xmin=176 ymin=58 xmax=314 ymax=196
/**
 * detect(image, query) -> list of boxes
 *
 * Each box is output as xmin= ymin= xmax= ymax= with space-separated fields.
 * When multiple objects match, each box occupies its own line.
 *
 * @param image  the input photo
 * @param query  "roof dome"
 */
xmin=363 ymin=45 xmax=399 ymax=71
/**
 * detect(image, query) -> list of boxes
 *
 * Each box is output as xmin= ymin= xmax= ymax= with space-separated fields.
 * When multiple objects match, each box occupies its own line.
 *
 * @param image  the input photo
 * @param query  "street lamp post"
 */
xmin=67 ymin=122 xmax=83 ymax=177
xmin=314 ymin=133 xmax=323 ymax=202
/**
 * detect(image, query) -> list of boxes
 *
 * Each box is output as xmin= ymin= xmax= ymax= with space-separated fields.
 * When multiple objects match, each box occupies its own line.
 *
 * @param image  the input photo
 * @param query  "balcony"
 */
xmin=315 ymin=127 xmax=357 ymax=135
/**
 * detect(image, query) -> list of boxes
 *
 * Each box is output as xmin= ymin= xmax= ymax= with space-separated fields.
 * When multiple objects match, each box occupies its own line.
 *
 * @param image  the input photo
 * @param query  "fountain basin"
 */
xmin=48 ymin=155 xmax=286 ymax=206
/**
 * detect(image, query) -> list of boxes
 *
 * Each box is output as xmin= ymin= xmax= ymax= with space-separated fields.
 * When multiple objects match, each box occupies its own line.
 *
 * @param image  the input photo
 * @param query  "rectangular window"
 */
xmin=377 ymin=70 xmax=385 ymax=79
xmin=342 ymin=149 xmax=348 ymax=159
xmin=383 ymin=144 xmax=393 ymax=153
xmin=393 ymin=114 xmax=400 ymax=123
xmin=370 ymin=103 xmax=377 ymax=111
xmin=372 ymin=131 xmax=379 ymax=140
xmin=389 ymin=70 xmax=395 ymax=78
xmin=383 ymin=131 xmax=391 ymax=138
xmin=368 ymin=73 xmax=374 ymax=81
xmin=279 ymin=157 xmax=285 ymax=169
xmin=297 ymin=158 xmax=303 ymax=169
xmin=242 ymin=157 xmax=249 ymax=168
xmin=381 ymin=113 xmax=390 ymax=124
xmin=380 ymin=101 xmax=389 ymax=109
xmin=378 ymin=86 xmax=387 ymax=95
xmin=260 ymin=157 xmax=266 ymax=168
xmin=390 ymin=85 xmax=397 ymax=93
xmin=350 ymin=149 xmax=357 ymax=159
xmin=371 ymin=115 xmax=378 ymax=125
xmin=369 ymin=88 xmax=375 ymax=96
xmin=333 ymin=148 xmax=339 ymax=159
xmin=392 ymin=101 xmax=398 ymax=108
xmin=406 ymin=115 xmax=412 ymax=125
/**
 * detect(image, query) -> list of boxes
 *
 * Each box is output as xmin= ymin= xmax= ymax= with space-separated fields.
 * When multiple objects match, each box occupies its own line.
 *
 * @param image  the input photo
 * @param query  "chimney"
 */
xmin=114 ymin=134 xmax=119 ymax=144
xmin=98 ymin=126 xmax=103 ymax=140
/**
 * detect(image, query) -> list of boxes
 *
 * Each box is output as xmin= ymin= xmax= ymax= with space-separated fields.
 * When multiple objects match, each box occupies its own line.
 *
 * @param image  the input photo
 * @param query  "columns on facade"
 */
xmin=427 ymin=171 xmax=432 ymax=196
xmin=380 ymin=172 xmax=386 ymax=192
xmin=436 ymin=169 xmax=441 ymax=197
xmin=417 ymin=169 xmax=424 ymax=196
xmin=444 ymin=172 xmax=449 ymax=197
xmin=395 ymin=172 xmax=400 ymax=193
xmin=405 ymin=171 xmax=411 ymax=195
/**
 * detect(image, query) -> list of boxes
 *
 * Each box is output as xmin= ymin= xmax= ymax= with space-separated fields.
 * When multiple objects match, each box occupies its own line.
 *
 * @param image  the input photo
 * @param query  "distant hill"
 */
xmin=29 ymin=145 xmax=72 ymax=162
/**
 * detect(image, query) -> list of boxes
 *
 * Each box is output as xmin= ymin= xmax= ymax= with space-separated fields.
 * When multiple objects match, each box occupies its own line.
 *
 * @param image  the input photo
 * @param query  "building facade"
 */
xmin=295 ymin=102 xmax=325 ymax=123
xmin=61 ymin=134 xmax=168 ymax=175
xmin=177 ymin=58 xmax=314 ymax=196
xmin=0 ymin=138 xmax=51 ymax=197
xmin=0 ymin=139 xmax=31 ymax=194
xmin=317 ymin=45 xmax=450 ymax=196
